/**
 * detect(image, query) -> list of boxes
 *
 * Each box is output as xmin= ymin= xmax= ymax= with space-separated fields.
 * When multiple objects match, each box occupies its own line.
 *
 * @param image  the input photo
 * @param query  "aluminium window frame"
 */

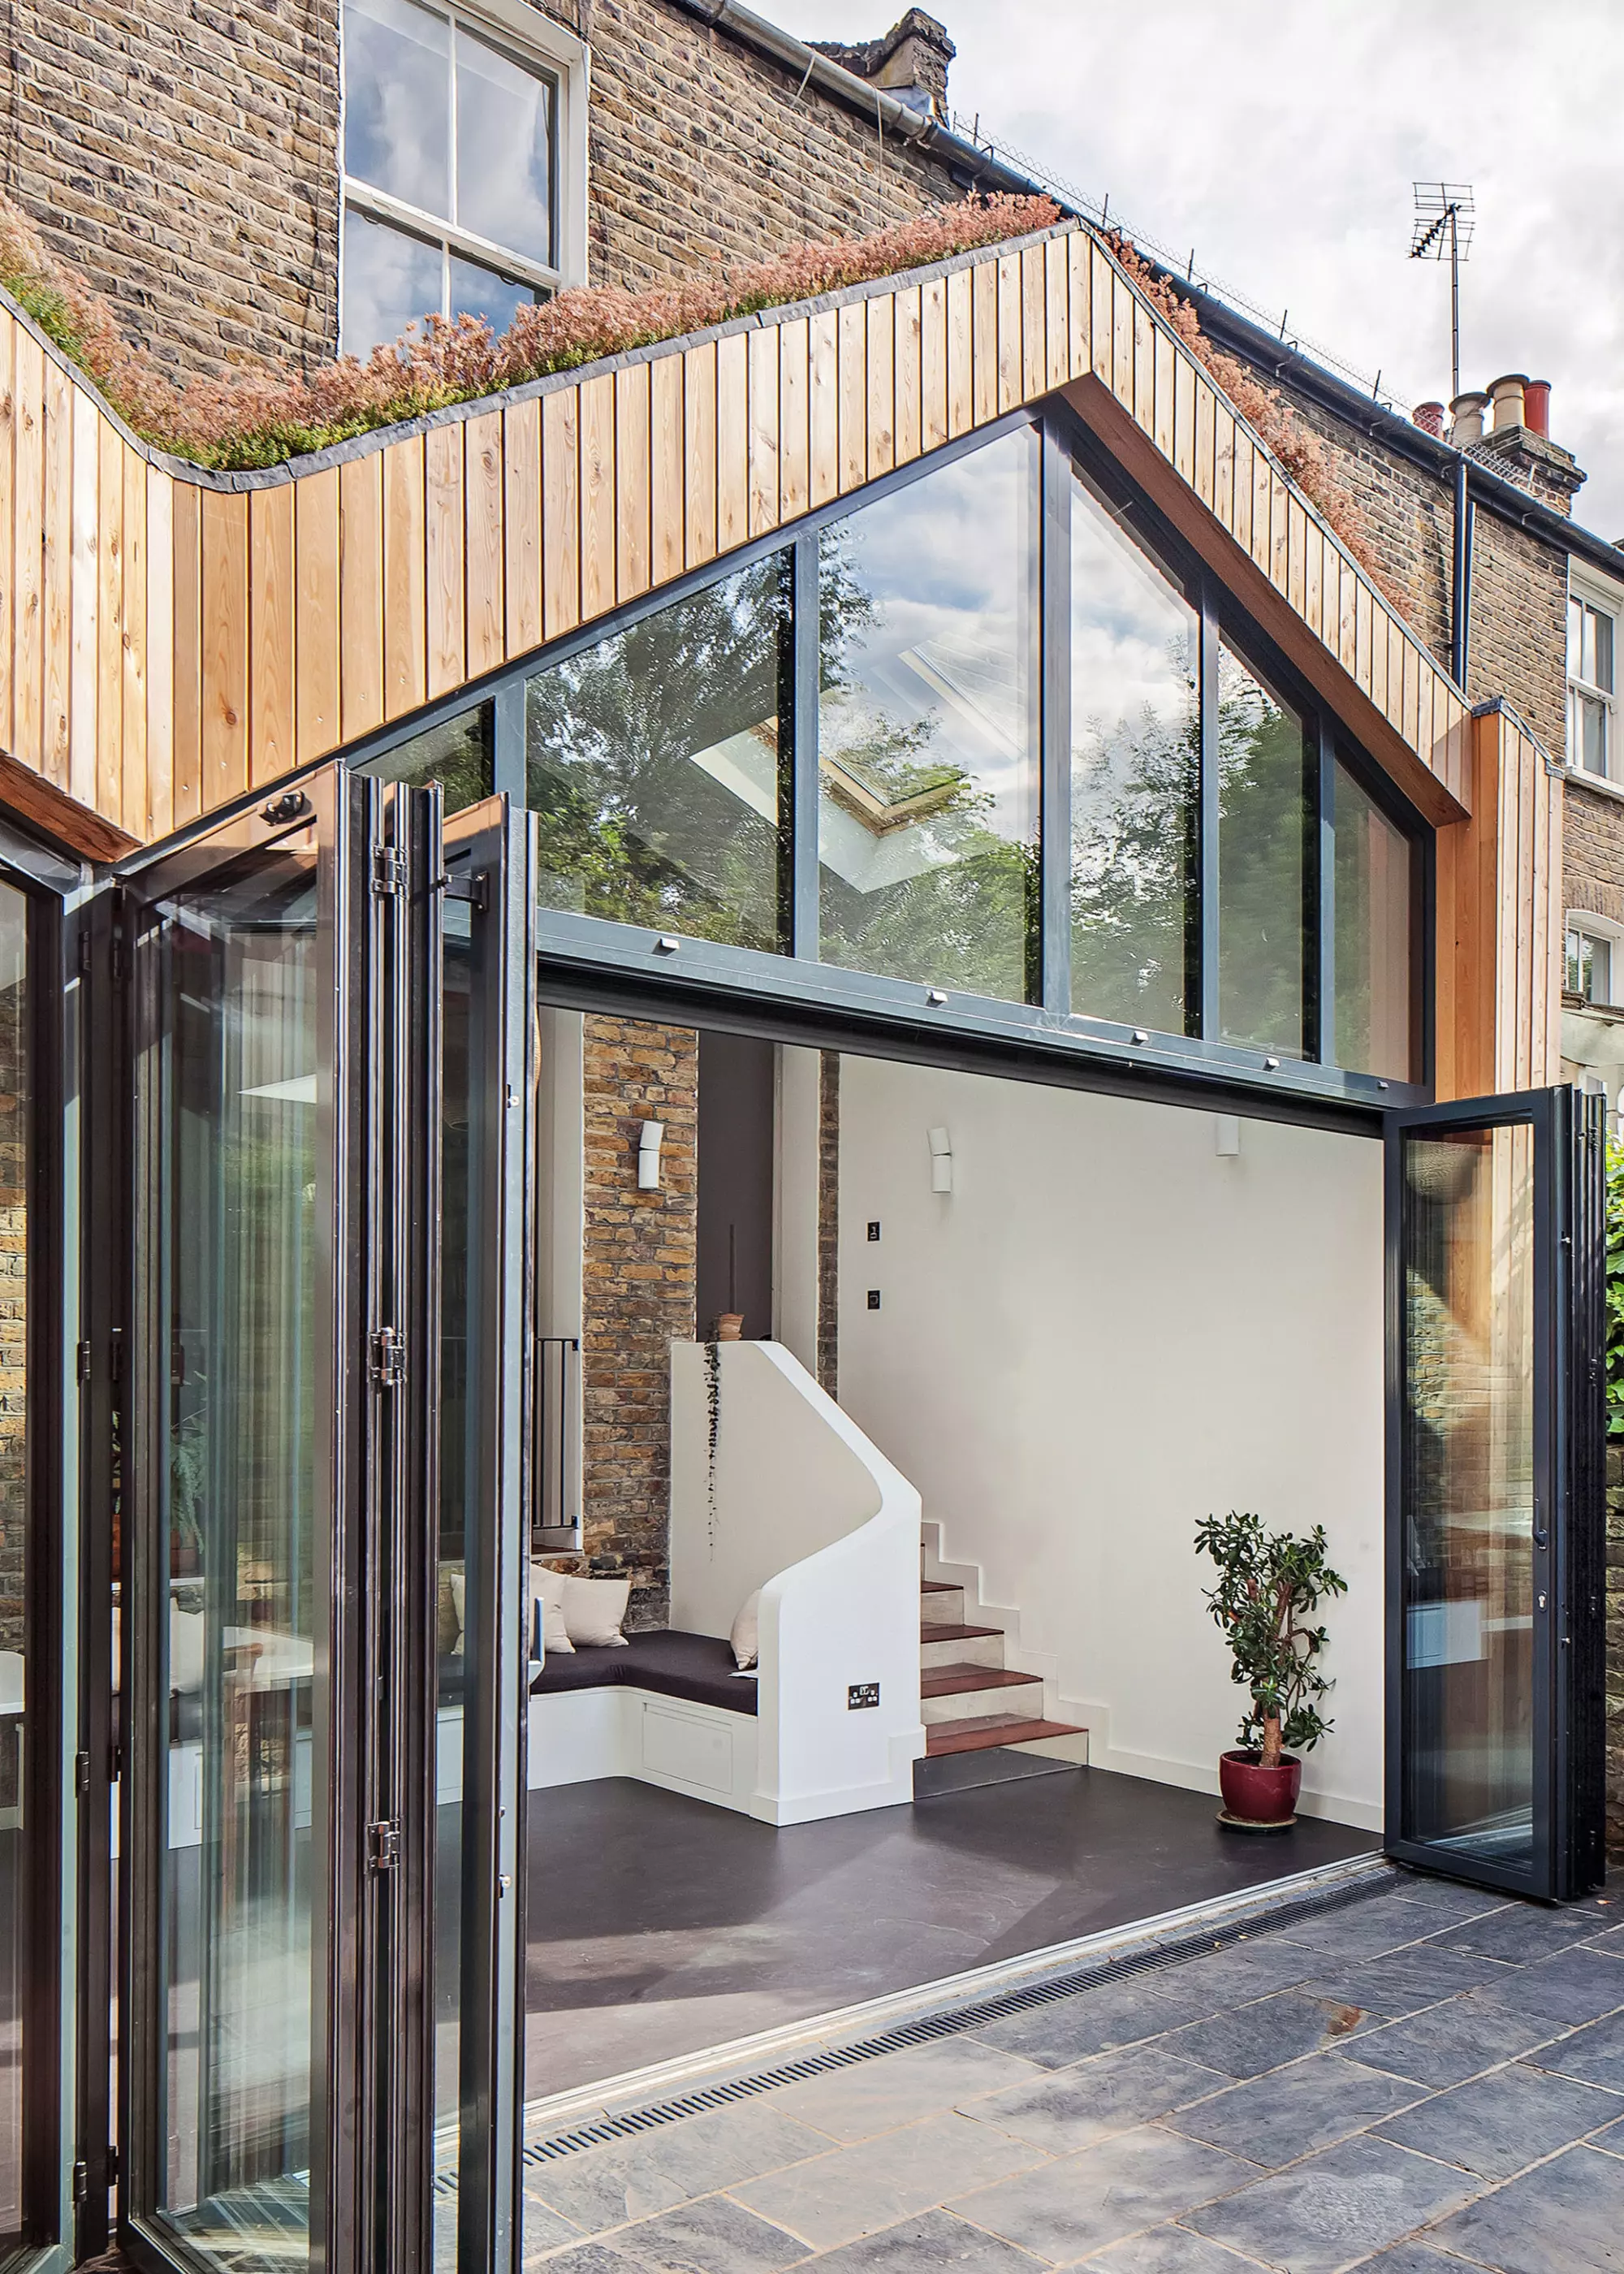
xmin=338 ymin=0 xmax=589 ymax=348
xmin=327 ymin=396 xmax=1433 ymax=1115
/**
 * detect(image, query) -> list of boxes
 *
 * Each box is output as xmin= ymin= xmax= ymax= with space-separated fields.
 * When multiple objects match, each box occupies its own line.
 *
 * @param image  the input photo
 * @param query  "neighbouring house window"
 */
xmin=357 ymin=703 xmax=495 ymax=811
xmin=1068 ymin=458 xmax=1199 ymax=1034
xmin=525 ymin=554 xmax=793 ymax=953
xmin=1566 ymin=917 xmax=1615 ymax=1006
xmin=816 ymin=425 xmax=1041 ymax=1005
xmin=1568 ymin=592 xmax=1616 ymax=779
xmin=1216 ymin=642 xmax=1311 ymax=1058
xmin=341 ymin=0 xmax=580 ymax=356
xmin=1335 ymin=758 xmax=1417 ymax=1082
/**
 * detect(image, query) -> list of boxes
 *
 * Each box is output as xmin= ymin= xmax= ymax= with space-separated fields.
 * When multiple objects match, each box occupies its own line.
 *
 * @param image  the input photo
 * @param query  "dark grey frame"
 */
xmin=338 ymin=393 xmax=1435 ymax=1119
xmin=1383 ymin=1084 xmax=1605 ymax=1903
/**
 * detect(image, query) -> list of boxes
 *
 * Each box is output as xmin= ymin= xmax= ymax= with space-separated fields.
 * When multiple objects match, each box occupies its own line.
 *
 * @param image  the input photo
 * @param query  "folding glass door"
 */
xmin=114 ymin=768 xmax=529 ymax=2274
xmin=1386 ymin=1086 xmax=1606 ymax=1901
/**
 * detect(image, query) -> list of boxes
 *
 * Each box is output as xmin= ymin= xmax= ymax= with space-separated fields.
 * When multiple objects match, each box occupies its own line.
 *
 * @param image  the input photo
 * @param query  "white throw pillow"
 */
xmin=448 ymin=1571 xmax=465 ymax=1654
xmin=562 ymin=1574 xmax=630 ymax=1649
xmin=533 ymin=1563 xmax=574 ymax=1655
xmin=170 ymin=1602 xmax=206 ymax=1693
xmin=730 ymin=1589 xmax=760 ymax=1671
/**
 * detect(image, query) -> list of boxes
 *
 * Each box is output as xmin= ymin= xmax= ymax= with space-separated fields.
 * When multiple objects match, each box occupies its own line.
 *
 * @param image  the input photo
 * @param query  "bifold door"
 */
xmin=111 ymin=769 xmax=530 ymax=2274
xmin=1386 ymin=1086 xmax=1606 ymax=1901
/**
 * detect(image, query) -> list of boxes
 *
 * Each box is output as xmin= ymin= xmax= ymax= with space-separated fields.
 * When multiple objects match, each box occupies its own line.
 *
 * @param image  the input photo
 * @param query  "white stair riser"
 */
xmin=920 ymin=1587 xmax=965 ymax=1622
xmin=920 ymin=1631 xmax=1003 ymax=1671
xmin=922 ymin=1680 xmax=1043 ymax=1726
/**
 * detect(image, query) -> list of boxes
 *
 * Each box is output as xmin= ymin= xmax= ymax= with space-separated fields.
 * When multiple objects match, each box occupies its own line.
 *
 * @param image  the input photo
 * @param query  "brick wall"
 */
xmin=2 ymin=0 xmax=965 ymax=387
xmin=1562 ymin=779 xmax=1624 ymax=927
xmin=2 ymin=0 xmax=342 ymax=380
xmin=578 ymin=1012 xmax=697 ymax=1628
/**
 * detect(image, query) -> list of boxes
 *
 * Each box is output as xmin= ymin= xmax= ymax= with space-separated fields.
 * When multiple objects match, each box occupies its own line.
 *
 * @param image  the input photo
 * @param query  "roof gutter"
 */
xmin=664 ymin=0 xmax=1065 ymax=206
xmin=1168 ymin=272 xmax=1624 ymax=583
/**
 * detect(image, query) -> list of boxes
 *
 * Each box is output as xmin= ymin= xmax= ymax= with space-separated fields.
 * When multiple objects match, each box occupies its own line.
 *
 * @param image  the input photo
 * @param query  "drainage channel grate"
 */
xmin=512 ymin=1864 xmax=1393 ymax=2173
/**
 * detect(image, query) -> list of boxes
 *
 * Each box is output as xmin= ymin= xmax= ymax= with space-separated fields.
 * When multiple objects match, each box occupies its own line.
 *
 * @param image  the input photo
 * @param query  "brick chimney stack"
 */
xmin=811 ymin=10 xmax=957 ymax=122
xmin=1448 ymin=372 xmax=1585 ymax=517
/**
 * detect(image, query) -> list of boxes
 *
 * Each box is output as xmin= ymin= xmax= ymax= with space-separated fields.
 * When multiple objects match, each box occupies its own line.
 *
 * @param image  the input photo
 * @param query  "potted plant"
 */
xmin=1195 ymin=1510 xmax=1346 ymax=1830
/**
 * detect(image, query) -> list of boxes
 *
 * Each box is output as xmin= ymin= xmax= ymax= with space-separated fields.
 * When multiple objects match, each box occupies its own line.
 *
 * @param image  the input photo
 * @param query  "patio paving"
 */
xmin=520 ymin=1865 xmax=1624 ymax=2272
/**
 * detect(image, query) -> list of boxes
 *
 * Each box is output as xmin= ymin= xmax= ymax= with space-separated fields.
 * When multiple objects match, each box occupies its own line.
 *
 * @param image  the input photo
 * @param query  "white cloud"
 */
xmin=781 ymin=0 xmax=1624 ymax=539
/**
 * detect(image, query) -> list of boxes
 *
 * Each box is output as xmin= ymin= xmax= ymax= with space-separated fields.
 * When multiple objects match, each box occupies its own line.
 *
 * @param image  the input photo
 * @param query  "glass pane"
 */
xmin=1334 ymin=760 xmax=1415 ymax=1080
xmin=1595 ymin=607 xmax=1615 ymax=695
xmin=447 ymin=254 xmax=534 ymax=339
xmin=0 ymin=884 xmax=26 ymax=2241
xmin=1568 ymin=595 xmax=1583 ymax=679
xmin=455 ymin=29 xmax=554 ymax=263
xmin=357 ymin=703 xmax=493 ymax=813
xmin=1216 ymin=642 xmax=1309 ymax=1057
xmin=818 ymin=426 xmax=1040 ymax=1003
xmin=343 ymin=0 xmax=450 ymax=212
xmin=156 ymin=850 xmax=322 ymax=2267
xmin=525 ymin=555 xmax=791 ymax=951
xmin=1068 ymin=461 xmax=1199 ymax=1032
xmin=1402 ymin=1122 xmax=1537 ymax=1869
xmin=1580 ymin=689 xmax=1609 ymax=776
xmin=343 ymin=204 xmax=443 ymax=358
xmin=1567 ymin=925 xmax=1591 ymax=999
xmin=434 ymin=896 xmax=473 ymax=2261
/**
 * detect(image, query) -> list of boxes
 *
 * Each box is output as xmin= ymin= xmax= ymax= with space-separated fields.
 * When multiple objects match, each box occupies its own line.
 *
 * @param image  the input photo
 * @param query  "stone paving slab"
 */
xmin=520 ymin=1865 xmax=1624 ymax=2273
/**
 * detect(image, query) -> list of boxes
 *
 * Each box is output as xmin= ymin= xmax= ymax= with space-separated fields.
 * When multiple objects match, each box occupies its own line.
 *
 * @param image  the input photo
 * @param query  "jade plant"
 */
xmin=1194 ymin=1511 xmax=1347 ymax=1770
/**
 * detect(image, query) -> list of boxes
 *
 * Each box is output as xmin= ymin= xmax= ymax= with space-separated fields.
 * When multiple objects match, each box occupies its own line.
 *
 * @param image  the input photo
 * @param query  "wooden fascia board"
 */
xmin=0 ymin=745 xmax=137 ymax=862
xmin=1064 ymin=375 xmax=1469 ymax=828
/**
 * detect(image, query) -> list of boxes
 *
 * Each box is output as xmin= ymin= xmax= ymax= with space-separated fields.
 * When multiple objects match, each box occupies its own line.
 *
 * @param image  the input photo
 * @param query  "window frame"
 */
xmin=326 ymin=397 xmax=1432 ymax=1117
xmin=1564 ymin=910 xmax=1622 ymax=1009
xmin=1566 ymin=568 xmax=1622 ymax=785
xmin=338 ymin=0 xmax=588 ymax=352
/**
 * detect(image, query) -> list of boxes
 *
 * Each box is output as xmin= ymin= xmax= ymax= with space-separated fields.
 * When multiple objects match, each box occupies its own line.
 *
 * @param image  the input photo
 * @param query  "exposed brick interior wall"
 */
xmin=817 ymin=1049 xmax=839 ymax=1399
xmin=579 ymin=1013 xmax=696 ymax=1628
xmin=2 ymin=0 xmax=342 ymax=379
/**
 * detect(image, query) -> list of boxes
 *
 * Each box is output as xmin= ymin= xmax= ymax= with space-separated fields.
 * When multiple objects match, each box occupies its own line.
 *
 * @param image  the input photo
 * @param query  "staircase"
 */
xmin=917 ymin=1546 xmax=1087 ymax=1795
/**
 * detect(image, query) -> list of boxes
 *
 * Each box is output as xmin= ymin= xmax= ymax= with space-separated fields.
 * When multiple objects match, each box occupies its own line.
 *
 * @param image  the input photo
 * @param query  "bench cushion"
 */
xmin=530 ymin=1628 xmax=758 ymax=1716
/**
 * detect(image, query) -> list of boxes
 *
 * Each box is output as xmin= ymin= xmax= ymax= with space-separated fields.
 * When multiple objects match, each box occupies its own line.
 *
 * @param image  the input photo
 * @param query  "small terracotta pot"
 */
xmin=715 ymin=1313 xmax=745 ymax=1342
xmin=1219 ymin=1748 xmax=1302 ymax=1827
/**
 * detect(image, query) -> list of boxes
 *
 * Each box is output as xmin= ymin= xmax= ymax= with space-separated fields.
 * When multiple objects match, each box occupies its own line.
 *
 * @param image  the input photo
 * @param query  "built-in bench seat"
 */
xmin=529 ymin=1629 xmax=757 ymax=1716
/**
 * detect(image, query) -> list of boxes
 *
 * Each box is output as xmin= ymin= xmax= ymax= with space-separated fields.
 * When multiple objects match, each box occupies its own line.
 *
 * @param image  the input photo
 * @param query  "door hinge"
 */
xmin=106 ymin=2144 xmax=119 ymax=2186
xmin=75 ymin=1749 xmax=91 ymax=1801
xmin=366 ymin=1818 xmax=401 ymax=1871
xmin=371 ymin=845 xmax=407 ymax=896
xmin=369 ymin=1326 xmax=405 ymax=1386
xmin=76 ymin=1338 xmax=92 ymax=1385
xmin=72 ymin=2159 xmax=87 ymax=2204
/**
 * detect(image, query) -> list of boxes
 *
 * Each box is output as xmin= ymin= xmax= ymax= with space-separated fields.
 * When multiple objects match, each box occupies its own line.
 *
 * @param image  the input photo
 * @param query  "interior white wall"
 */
xmin=836 ymin=1061 xmax=1386 ymax=1831
xmin=775 ymin=1044 xmax=823 ymax=1370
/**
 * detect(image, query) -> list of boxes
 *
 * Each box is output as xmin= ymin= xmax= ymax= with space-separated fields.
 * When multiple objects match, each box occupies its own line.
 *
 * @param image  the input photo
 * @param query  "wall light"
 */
xmin=928 ymin=1126 xmax=953 ymax=1194
xmin=1214 ymin=1114 xmax=1242 ymax=1159
xmin=637 ymin=1120 xmax=665 ymax=1190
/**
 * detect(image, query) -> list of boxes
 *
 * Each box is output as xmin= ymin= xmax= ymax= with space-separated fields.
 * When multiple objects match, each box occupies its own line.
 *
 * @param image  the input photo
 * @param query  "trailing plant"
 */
xmin=1607 ymin=1137 xmax=1624 ymax=1438
xmin=1195 ymin=1510 xmax=1347 ymax=1769
xmin=0 ymin=190 xmax=1058 ymax=473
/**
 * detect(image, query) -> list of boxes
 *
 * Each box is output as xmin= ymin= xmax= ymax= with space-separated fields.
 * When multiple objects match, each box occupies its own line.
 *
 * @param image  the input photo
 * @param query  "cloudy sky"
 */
xmin=780 ymin=0 xmax=1624 ymax=540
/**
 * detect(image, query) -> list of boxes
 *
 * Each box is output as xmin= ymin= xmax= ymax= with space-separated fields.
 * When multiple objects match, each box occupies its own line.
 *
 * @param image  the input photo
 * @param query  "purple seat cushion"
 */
xmin=529 ymin=1627 xmax=758 ymax=1716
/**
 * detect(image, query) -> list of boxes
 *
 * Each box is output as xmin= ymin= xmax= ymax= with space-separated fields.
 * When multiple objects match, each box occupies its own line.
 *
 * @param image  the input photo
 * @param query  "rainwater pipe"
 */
xmin=1452 ymin=453 xmax=1473 ymax=691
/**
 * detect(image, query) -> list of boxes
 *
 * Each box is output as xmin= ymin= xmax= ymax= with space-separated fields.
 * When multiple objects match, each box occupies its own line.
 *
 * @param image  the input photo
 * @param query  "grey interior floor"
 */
xmin=523 ymin=1769 xmax=1376 ymax=2102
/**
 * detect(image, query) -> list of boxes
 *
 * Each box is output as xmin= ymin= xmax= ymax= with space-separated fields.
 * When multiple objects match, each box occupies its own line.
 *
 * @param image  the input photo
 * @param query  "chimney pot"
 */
xmin=1449 ymin=391 xmax=1489 ymax=448
xmin=1488 ymin=374 xmax=1530 ymax=432
xmin=1414 ymin=400 xmax=1446 ymax=438
xmin=1524 ymin=379 xmax=1552 ymax=438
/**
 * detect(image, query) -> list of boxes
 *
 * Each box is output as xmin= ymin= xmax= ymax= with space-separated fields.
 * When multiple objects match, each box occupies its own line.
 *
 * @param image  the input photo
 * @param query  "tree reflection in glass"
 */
xmin=1069 ymin=466 xmax=1199 ymax=1033
xmin=1216 ymin=644 xmax=1311 ymax=1057
xmin=817 ymin=426 xmax=1040 ymax=1004
xmin=525 ymin=556 xmax=792 ymax=951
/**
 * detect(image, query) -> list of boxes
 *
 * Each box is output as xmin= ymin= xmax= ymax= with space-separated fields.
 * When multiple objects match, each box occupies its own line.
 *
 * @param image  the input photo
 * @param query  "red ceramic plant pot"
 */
xmin=1219 ymin=1748 xmax=1302 ymax=1827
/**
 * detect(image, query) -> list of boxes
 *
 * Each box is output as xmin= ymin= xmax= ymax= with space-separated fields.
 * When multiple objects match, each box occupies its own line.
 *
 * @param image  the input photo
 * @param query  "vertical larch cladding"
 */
xmin=579 ymin=1012 xmax=697 ymax=1628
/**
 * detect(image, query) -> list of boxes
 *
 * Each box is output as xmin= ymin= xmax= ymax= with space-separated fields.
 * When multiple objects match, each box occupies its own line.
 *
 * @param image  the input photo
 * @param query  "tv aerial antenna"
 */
xmin=1410 ymin=183 xmax=1475 ymax=404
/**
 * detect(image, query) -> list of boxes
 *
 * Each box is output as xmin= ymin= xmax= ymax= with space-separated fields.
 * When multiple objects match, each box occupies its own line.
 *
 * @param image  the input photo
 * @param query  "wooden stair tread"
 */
xmin=921 ymin=1621 xmax=1004 ymax=1643
xmin=920 ymin=1580 xmax=957 ymax=1593
xmin=921 ymin=1664 xmax=1041 ymax=1698
xmin=926 ymin=1714 xmax=1087 ymax=1757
